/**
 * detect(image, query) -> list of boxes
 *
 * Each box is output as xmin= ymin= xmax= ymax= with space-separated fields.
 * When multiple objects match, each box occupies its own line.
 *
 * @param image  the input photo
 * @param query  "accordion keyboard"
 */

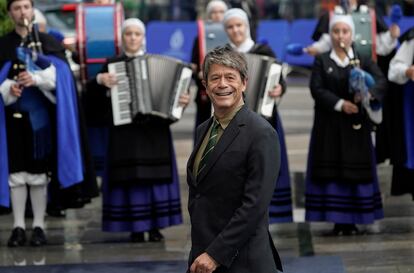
xmin=108 ymin=61 xmax=132 ymax=126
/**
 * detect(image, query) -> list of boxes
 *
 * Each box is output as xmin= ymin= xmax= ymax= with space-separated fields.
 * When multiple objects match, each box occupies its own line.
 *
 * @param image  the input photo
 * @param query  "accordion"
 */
xmin=108 ymin=54 xmax=192 ymax=126
xmin=244 ymin=53 xmax=283 ymax=117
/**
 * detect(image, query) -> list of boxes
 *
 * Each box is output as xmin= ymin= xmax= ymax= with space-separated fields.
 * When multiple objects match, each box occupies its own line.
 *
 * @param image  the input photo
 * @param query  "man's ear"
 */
xmin=202 ymin=79 xmax=207 ymax=88
xmin=242 ymin=78 xmax=248 ymax=90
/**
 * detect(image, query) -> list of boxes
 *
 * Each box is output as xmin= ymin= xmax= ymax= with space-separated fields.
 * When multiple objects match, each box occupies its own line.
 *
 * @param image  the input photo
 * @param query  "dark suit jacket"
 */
xmin=187 ymin=105 xmax=283 ymax=273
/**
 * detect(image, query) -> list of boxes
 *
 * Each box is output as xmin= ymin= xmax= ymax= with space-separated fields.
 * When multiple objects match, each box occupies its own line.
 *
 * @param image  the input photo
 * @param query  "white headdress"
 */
xmin=329 ymin=14 xmax=355 ymax=39
xmin=121 ymin=18 xmax=146 ymax=53
xmin=223 ymin=8 xmax=254 ymax=53
xmin=206 ymin=0 xmax=228 ymax=19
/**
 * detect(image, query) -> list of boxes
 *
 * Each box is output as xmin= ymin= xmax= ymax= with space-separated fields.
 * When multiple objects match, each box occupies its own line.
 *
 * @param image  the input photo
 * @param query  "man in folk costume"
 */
xmin=0 ymin=0 xmax=95 ymax=246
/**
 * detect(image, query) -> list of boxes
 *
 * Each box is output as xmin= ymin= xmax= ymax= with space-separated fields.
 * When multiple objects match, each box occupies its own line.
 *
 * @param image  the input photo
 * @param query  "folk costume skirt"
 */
xmin=305 ymin=134 xmax=384 ymax=224
xmin=269 ymin=112 xmax=293 ymax=223
xmin=102 ymin=124 xmax=182 ymax=232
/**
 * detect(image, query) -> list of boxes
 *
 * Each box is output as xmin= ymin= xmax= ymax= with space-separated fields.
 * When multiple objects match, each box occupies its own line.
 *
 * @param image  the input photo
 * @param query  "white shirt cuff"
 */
xmin=32 ymin=64 xmax=57 ymax=104
xmin=96 ymin=73 xmax=104 ymax=85
xmin=334 ymin=99 xmax=344 ymax=112
xmin=376 ymin=31 xmax=398 ymax=56
xmin=0 ymin=79 xmax=18 ymax=105
xmin=311 ymin=33 xmax=332 ymax=54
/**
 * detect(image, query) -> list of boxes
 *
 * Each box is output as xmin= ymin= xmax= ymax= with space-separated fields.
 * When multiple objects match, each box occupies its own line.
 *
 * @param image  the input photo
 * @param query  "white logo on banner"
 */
xmin=170 ymin=29 xmax=184 ymax=50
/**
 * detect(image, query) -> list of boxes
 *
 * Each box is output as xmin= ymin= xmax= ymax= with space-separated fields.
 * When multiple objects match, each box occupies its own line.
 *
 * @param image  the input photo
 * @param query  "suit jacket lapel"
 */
xmin=196 ymin=106 xmax=248 ymax=185
xmin=187 ymin=118 xmax=213 ymax=186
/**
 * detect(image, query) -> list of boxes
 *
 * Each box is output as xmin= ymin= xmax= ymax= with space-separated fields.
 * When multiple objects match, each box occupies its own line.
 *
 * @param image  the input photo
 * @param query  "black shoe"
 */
xmin=130 ymin=232 xmax=145 ymax=243
xmin=342 ymin=224 xmax=359 ymax=235
xmin=46 ymin=207 xmax=66 ymax=218
xmin=148 ymin=229 xmax=164 ymax=242
xmin=30 ymin=227 xmax=47 ymax=247
xmin=0 ymin=206 xmax=11 ymax=215
xmin=8 ymin=227 xmax=26 ymax=247
xmin=332 ymin=224 xmax=359 ymax=236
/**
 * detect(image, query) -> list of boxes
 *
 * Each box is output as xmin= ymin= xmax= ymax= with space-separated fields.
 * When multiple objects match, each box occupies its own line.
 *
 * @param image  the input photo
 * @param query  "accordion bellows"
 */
xmin=108 ymin=54 xmax=192 ymax=126
xmin=243 ymin=53 xmax=282 ymax=117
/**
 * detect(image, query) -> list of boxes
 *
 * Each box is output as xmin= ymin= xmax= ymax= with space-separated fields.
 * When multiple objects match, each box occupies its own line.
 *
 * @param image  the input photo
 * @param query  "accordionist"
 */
xmin=85 ymin=18 xmax=189 ymax=242
xmin=222 ymin=8 xmax=293 ymax=224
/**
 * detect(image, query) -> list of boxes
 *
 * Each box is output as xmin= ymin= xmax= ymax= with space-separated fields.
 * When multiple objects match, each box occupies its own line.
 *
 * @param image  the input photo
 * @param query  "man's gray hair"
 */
xmin=203 ymin=45 xmax=248 ymax=82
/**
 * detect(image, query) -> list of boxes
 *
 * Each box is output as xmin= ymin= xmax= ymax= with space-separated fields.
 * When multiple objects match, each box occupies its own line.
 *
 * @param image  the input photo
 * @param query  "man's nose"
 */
xmin=218 ymin=77 xmax=228 ymax=87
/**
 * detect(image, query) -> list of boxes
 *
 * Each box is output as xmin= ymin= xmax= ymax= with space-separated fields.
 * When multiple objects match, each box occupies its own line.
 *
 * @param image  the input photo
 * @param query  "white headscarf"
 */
xmin=121 ymin=18 xmax=146 ymax=56
xmin=223 ymin=8 xmax=254 ymax=53
xmin=329 ymin=14 xmax=355 ymax=40
xmin=329 ymin=14 xmax=356 ymax=67
xmin=206 ymin=0 xmax=228 ymax=20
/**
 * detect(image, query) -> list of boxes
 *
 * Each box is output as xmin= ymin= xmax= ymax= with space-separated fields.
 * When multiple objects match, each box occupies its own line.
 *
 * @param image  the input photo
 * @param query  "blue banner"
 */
xmin=257 ymin=20 xmax=291 ymax=62
xmin=146 ymin=21 xmax=197 ymax=63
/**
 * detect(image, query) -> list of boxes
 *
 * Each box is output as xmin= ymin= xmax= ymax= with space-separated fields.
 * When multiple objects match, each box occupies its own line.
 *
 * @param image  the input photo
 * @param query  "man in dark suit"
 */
xmin=186 ymin=45 xmax=283 ymax=273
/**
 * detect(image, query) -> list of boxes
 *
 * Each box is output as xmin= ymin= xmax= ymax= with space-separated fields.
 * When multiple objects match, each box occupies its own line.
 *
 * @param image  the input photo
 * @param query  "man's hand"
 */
xmin=268 ymin=84 xmax=283 ymax=98
xmin=17 ymin=71 xmax=35 ymax=87
xmin=342 ymin=100 xmax=359 ymax=114
xmin=10 ymin=83 xmax=23 ymax=97
xmin=190 ymin=252 xmax=218 ymax=273
xmin=405 ymin=65 xmax=414 ymax=81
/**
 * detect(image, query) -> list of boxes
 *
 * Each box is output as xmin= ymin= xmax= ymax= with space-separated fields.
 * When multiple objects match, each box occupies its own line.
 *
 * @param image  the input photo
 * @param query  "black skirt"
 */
xmin=310 ymin=110 xmax=374 ymax=183
xmin=107 ymin=119 xmax=172 ymax=184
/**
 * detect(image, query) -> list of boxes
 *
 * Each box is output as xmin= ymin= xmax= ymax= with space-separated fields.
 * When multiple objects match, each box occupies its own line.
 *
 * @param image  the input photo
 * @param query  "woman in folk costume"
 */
xmin=305 ymin=14 xmax=387 ymax=235
xmin=86 ymin=18 xmax=190 ymax=242
xmin=305 ymin=0 xmax=401 ymax=164
xmin=223 ymin=8 xmax=293 ymax=223
xmin=387 ymin=27 xmax=414 ymax=200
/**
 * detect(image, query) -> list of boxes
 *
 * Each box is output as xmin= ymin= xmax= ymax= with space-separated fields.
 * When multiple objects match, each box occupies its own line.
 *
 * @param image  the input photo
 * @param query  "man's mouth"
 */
xmin=215 ymin=91 xmax=233 ymax=96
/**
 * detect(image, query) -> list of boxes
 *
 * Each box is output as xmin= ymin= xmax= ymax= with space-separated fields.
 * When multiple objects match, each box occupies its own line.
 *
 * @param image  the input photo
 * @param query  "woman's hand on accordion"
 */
xmin=98 ymin=72 xmax=118 ymax=89
xmin=268 ymin=84 xmax=283 ymax=98
xmin=178 ymin=92 xmax=191 ymax=108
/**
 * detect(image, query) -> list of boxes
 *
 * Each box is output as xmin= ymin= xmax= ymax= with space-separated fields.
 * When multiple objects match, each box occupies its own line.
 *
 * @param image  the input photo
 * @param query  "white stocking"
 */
xmin=10 ymin=186 xmax=28 ymax=229
xmin=29 ymin=185 xmax=47 ymax=229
